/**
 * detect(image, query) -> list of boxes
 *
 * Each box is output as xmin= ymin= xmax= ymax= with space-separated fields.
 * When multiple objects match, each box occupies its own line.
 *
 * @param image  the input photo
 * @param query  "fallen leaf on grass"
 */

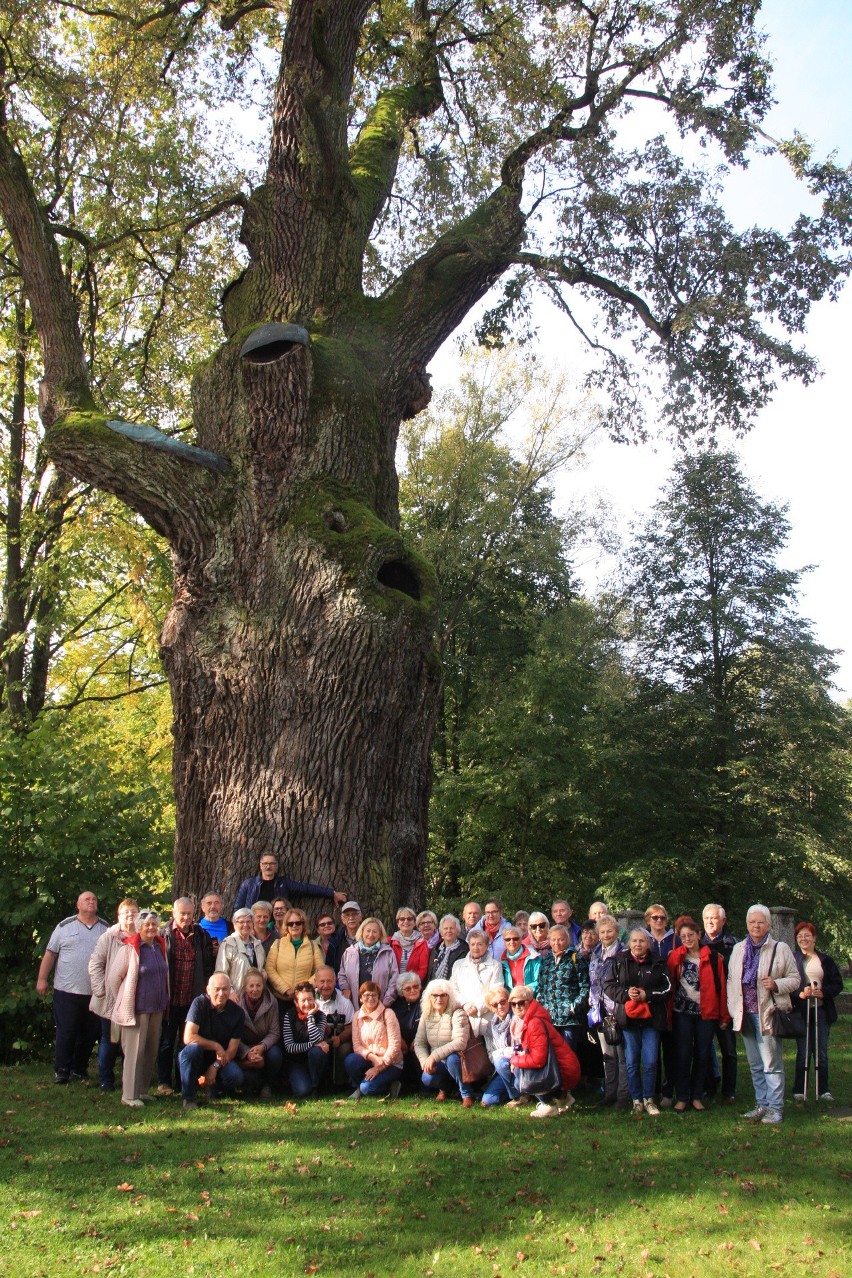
xmin=116 ymin=1184 xmax=134 ymax=1192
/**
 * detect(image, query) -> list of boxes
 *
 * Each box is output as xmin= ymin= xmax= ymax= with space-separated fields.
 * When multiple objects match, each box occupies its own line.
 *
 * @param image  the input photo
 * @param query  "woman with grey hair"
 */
xmin=451 ymin=929 xmax=503 ymax=1037
xmin=428 ymin=914 xmax=468 ymax=983
xmin=414 ymin=980 xmax=474 ymax=1106
xmin=391 ymin=971 xmax=423 ymax=1090
xmin=215 ymin=908 xmax=266 ymax=994
xmin=108 ymin=910 xmax=169 ymax=1108
xmin=727 ymin=905 xmax=799 ymax=1124
xmin=415 ymin=910 xmax=440 ymax=950
xmin=251 ymin=901 xmax=276 ymax=955
xmin=527 ymin=912 xmax=551 ymax=955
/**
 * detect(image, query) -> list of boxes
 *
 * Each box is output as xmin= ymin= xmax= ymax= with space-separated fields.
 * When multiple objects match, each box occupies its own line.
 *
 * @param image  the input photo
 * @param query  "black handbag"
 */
xmin=768 ymin=944 xmax=806 ymax=1039
xmin=516 ymin=1043 xmax=562 ymax=1096
xmin=602 ymin=1013 xmax=623 ymax=1046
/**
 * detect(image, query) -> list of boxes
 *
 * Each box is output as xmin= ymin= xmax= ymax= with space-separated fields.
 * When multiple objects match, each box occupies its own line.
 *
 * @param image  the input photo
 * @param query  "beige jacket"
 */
xmin=89 ymin=925 xmax=131 ymax=1018
xmin=414 ymin=1008 xmax=470 ymax=1066
xmin=351 ymin=1004 xmax=403 ymax=1068
xmin=727 ymin=937 xmax=799 ymax=1035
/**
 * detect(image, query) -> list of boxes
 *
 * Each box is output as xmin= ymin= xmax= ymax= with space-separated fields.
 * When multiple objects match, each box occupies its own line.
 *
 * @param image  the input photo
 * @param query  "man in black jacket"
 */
xmin=156 ymin=898 xmax=215 ymax=1092
xmin=701 ymin=903 xmax=738 ymax=1101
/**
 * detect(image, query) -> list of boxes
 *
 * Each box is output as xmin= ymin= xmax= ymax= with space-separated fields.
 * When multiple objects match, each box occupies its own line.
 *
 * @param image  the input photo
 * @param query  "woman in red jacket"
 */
xmin=508 ymin=987 xmax=581 ymax=1118
xmin=666 ymin=915 xmax=728 ymax=1112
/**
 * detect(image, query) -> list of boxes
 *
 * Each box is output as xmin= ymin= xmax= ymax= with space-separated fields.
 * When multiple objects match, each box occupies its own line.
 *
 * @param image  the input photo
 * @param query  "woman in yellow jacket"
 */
xmin=265 ymin=908 xmax=319 ymax=1010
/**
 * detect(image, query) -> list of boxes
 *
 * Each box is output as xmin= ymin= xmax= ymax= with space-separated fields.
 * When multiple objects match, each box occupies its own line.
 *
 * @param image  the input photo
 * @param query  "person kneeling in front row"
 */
xmin=179 ymin=973 xmax=245 ymax=1112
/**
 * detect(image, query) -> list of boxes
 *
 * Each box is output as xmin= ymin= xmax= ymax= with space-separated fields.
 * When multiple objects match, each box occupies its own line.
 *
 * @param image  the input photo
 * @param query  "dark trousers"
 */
xmin=672 ymin=1013 xmax=718 ymax=1103
xmin=794 ymin=1004 xmax=830 ymax=1095
xmin=157 ymin=1003 xmax=191 ymax=1088
xmin=53 ymin=990 xmax=100 ymax=1078
xmin=98 ymin=1017 xmax=123 ymax=1088
xmin=705 ymin=1022 xmax=738 ymax=1098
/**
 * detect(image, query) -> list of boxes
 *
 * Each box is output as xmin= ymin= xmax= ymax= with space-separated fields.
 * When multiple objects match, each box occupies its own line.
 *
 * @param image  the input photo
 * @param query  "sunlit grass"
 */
xmin=1 ymin=1022 xmax=848 ymax=1277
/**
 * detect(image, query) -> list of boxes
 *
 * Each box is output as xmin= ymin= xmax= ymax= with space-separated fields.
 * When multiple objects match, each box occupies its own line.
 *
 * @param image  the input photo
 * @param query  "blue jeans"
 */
xmin=793 ymin=1003 xmax=830 ymax=1095
xmin=741 ymin=1013 xmax=785 ymax=1113
xmin=98 ymin=1017 xmax=122 ymax=1089
xmin=286 ymin=1046 xmax=328 ymax=1098
xmin=421 ymin=1052 xmax=472 ymax=1100
xmin=622 ymin=1024 xmax=659 ymax=1101
xmin=179 ymin=1042 xmax=244 ymax=1101
xmin=343 ymin=1053 xmax=403 ymax=1096
xmin=672 ymin=1013 xmax=717 ymax=1102
xmin=557 ymin=1026 xmax=582 ymax=1054
xmin=481 ymin=1058 xmax=520 ymax=1106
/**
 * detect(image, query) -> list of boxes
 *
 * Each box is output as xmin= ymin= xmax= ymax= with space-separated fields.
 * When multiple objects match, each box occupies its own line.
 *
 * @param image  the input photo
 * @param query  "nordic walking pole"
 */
xmin=813 ymin=986 xmax=820 ymax=1099
xmin=803 ymin=990 xmax=811 ymax=1102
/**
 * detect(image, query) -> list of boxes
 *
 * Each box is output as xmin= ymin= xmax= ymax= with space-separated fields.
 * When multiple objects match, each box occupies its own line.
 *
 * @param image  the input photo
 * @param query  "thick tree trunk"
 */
xmin=163 ymin=332 xmax=441 ymax=917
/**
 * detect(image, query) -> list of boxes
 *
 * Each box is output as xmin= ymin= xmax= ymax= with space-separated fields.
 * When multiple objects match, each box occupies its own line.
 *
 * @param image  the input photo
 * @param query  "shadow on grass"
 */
xmin=1 ymin=1020 xmax=850 ymax=1275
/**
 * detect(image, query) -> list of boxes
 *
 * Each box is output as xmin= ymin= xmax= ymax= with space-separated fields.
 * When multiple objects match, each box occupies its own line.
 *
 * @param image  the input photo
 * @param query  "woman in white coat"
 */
xmin=727 ymin=904 xmax=799 ymax=1125
xmin=450 ymin=929 xmax=503 ymax=1037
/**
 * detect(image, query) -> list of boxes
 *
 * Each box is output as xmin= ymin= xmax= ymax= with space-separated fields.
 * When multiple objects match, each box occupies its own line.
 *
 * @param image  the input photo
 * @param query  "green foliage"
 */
xmin=0 ymin=712 xmax=172 ymax=1062
xmin=598 ymin=448 xmax=852 ymax=946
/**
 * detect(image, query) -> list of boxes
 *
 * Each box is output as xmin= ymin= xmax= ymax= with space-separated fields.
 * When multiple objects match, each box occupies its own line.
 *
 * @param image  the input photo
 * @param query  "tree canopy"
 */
xmin=1 ymin=0 xmax=850 ymax=912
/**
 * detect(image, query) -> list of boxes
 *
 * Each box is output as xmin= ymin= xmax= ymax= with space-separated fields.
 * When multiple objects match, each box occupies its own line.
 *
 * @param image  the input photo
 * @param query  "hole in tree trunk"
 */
xmin=239 ymin=323 xmax=310 ymax=364
xmin=377 ymin=559 xmax=421 ymax=600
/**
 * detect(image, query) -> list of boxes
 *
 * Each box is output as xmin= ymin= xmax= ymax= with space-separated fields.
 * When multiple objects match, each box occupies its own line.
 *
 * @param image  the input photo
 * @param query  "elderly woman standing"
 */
xmin=266 ymin=908 xmax=319 ymax=1008
xmin=88 ymin=898 xmax=139 ymax=1093
xmin=389 ymin=908 xmax=430 ymax=982
xmin=501 ymin=927 xmax=541 ymax=995
xmin=450 ymin=929 xmax=503 ymax=1037
xmin=427 ymin=915 xmax=468 ymax=984
xmin=604 ymin=928 xmax=672 ymax=1115
xmin=527 ymin=912 xmax=551 ymax=955
xmin=792 ymin=921 xmax=843 ymax=1103
xmin=338 ymin=918 xmax=399 ymax=1007
xmin=215 ymin=908 xmax=266 ymax=994
xmin=588 ymin=914 xmax=629 ymax=1109
xmin=250 ymin=902 xmax=275 ymax=956
xmin=727 ymin=904 xmax=799 ymax=1124
xmin=344 ymin=981 xmax=404 ymax=1098
xmin=108 ymin=910 xmax=170 ymax=1108
xmin=666 ymin=916 xmax=728 ymax=1111
xmin=536 ymin=925 xmax=590 ymax=1053
xmin=415 ymin=980 xmax=474 ymax=1106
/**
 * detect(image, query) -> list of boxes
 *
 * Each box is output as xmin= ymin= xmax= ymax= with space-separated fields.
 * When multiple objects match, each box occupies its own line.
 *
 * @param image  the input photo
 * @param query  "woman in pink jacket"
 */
xmin=344 ymin=981 xmax=404 ymax=1098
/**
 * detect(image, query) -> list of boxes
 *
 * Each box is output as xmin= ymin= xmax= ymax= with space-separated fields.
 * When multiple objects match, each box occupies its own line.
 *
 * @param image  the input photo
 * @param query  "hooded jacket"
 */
xmin=508 ymin=998 xmax=581 ymax=1093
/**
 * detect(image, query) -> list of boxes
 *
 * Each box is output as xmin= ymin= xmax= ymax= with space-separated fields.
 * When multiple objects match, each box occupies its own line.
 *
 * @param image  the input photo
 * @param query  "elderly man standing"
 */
xmin=701 ymin=902 xmax=739 ymax=1103
xmin=179 ymin=973 xmax=245 ymax=1111
xmin=156 ymin=898 xmax=215 ymax=1094
xmin=37 ymin=891 xmax=108 ymax=1084
xmin=233 ymin=853 xmax=347 ymax=912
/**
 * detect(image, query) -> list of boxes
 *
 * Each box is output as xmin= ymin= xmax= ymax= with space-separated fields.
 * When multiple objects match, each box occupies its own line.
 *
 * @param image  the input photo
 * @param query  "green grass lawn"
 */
xmin=1 ymin=1024 xmax=849 ymax=1278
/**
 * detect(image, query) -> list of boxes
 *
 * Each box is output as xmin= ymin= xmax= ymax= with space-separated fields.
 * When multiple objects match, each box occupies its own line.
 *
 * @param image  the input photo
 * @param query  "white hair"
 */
xmin=746 ymin=904 xmax=772 ymax=925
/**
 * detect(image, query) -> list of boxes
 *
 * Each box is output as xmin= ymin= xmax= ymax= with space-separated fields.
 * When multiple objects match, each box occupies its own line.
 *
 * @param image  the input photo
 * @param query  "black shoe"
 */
xmin=100 ymin=1081 xmax=115 ymax=1092
xmin=54 ymin=1072 xmax=69 ymax=1085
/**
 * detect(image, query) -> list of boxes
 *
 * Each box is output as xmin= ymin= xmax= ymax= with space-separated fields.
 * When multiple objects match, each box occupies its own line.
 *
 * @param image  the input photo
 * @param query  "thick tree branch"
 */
xmin=515 ymin=251 xmax=673 ymax=344
xmin=0 ymin=86 xmax=93 ymax=426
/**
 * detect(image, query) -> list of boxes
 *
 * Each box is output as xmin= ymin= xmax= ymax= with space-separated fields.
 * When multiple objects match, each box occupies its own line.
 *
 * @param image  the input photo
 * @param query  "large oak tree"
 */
xmin=1 ymin=0 xmax=849 ymax=912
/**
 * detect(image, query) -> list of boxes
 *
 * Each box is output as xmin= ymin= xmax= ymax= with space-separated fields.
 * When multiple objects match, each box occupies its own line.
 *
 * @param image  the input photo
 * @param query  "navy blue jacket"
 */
xmin=233 ymin=872 xmax=334 ymax=912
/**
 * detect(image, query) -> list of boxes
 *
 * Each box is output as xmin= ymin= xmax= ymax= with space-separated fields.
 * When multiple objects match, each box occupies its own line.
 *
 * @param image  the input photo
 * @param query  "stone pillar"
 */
xmin=770 ymin=906 xmax=796 ymax=948
xmin=616 ymin=909 xmax=646 ymax=937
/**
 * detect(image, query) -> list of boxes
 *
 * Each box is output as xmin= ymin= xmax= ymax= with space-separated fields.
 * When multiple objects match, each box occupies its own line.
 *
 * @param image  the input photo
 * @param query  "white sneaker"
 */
xmin=643 ymin=1098 xmax=660 ymax=1116
xmin=632 ymin=1100 xmax=644 ymax=1114
xmin=818 ymin=1092 xmax=834 ymax=1102
xmin=742 ymin=1106 xmax=766 ymax=1119
xmin=761 ymin=1109 xmax=783 ymax=1124
xmin=121 ymin=1098 xmax=144 ymax=1109
xmin=529 ymin=1101 xmax=561 ymax=1118
xmin=558 ymin=1092 xmax=575 ymax=1113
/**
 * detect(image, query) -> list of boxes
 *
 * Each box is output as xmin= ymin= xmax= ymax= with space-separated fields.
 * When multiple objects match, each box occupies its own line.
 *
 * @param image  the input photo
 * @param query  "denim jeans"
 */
xmin=343 ymin=1053 xmax=403 ymax=1096
xmin=793 ymin=1003 xmax=830 ymax=1095
xmin=481 ymin=1057 xmax=520 ymax=1106
xmin=98 ymin=1017 xmax=122 ymax=1088
xmin=672 ymin=1013 xmax=717 ymax=1102
xmin=740 ymin=1013 xmax=785 ymax=1113
xmin=421 ymin=1052 xmax=473 ymax=1100
xmin=622 ymin=1024 xmax=659 ymax=1101
xmin=286 ymin=1046 xmax=329 ymax=1098
xmin=179 ymin=1042 xmax=244 ymax=1101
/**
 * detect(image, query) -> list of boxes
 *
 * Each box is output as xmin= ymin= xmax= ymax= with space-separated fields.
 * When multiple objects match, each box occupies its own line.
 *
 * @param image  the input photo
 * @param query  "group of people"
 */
xmin=37 ymin=857 xmax=843 ymax=1123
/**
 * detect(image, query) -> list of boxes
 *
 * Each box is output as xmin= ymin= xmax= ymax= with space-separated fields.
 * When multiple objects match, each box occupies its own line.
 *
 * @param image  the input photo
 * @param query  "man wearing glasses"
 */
xmin=233 ymin=854 xmax=347 ymax=912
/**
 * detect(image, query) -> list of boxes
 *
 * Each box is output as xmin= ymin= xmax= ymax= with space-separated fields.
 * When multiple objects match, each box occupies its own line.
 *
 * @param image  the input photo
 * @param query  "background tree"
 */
xmin=1 ymin=1 xmax=851 ymax=912
xmin=597 ymin=448 xmax=852 ymax=941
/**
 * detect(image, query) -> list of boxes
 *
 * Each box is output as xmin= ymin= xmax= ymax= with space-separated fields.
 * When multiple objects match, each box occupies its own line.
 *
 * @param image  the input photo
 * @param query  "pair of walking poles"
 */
xmin=801 ymin=988 xmax=820 ymax=1101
